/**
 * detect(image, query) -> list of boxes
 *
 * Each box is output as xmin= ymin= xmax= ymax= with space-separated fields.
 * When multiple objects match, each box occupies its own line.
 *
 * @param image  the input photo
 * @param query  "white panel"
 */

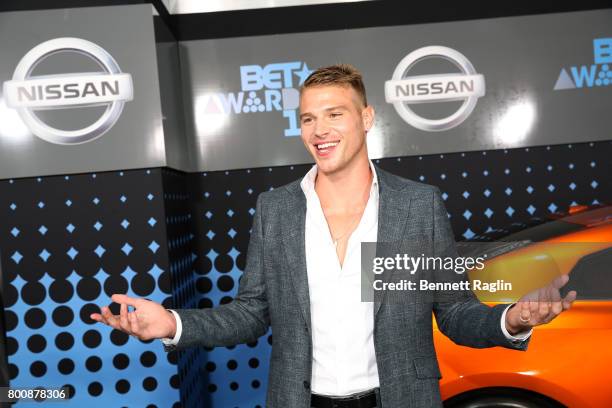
xmin=171 ymin=0 xmax=374 ymax=15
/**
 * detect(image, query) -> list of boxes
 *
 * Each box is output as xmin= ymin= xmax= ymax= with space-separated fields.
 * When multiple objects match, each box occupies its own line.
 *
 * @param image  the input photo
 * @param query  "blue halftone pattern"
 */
xmin=0 ymin=169 xmax=180 ymax=407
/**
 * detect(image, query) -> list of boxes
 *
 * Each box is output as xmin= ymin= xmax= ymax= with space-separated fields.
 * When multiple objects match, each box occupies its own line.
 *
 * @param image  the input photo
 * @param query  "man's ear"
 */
xmin=362 ymin=105 xmax=375 ymax=132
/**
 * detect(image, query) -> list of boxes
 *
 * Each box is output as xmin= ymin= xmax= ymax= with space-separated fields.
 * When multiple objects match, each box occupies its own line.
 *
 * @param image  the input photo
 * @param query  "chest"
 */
xmin=304 ymin=207 xmax=378 ymax=290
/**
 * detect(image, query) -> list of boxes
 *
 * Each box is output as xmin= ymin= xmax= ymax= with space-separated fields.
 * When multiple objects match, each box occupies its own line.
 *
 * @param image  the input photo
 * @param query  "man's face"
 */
xmin=299 ymin=85 xmax=374 ymax=176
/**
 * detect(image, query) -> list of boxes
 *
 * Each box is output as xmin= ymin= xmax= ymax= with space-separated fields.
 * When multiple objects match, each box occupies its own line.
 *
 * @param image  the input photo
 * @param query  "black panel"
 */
xmin=1 ymin=0 xmax=609 ymax=41
xmin=173 ymin=1 xmax=612 ymax=40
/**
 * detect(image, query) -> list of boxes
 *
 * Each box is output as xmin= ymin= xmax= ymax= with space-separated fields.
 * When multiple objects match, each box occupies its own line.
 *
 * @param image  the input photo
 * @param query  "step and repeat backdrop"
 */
xmin=179 ymin=10 xmax=612 ymax=170
xmin=0 ymin=3 xmax=610 ymax=408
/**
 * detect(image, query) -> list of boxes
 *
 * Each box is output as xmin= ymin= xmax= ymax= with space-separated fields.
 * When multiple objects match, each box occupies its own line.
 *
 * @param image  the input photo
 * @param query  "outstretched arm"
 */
xmin=92 ymin=194 xmax=270 ymax=350
xmin=429 ymin=188 xmax=574 ymax=350
xmin=171 ymin=195 xmax=270 ymax=349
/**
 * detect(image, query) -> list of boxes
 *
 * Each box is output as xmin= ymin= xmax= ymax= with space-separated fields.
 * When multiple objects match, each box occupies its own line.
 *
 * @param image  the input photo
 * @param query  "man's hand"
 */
xmin=90 ymin=294 xmax=177 ymax=341
xmin=505 ymin=274 xmax=577 ymax=335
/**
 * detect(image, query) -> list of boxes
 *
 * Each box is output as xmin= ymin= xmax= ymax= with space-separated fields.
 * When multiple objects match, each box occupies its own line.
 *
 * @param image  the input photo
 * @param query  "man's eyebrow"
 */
xmin=299 ymin=112 xmax=314 ymax=120
xmin=299 ymin=105 xmax=349 ymax=119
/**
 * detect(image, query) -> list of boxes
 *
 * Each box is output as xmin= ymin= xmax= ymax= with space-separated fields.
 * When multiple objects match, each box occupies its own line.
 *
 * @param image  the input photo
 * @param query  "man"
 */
xmin=92 ymin=65 xmax=576 ymax=408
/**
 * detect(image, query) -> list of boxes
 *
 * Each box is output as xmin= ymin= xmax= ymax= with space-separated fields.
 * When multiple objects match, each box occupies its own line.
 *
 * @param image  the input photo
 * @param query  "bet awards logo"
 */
xmin=554 ymin=38 xmax=612 ymax=90
xmin=385 ymin=46 xmax=485 ymax=131
xmin=197 ymin=61 xmax=312 ymax=137
xmin=3 ymin=37 xmax=133 ymax=144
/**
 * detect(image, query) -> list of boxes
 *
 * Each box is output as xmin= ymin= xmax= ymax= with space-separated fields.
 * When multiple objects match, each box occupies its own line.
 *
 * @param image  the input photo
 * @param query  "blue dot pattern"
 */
xmin=161 ymin=169 xmax=204 ymax=408
xmin=0 ymin=169 xmax=180 ymax=407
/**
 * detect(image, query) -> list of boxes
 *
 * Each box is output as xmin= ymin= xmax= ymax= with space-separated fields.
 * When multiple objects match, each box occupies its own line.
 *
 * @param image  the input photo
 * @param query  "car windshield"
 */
xmin=456 ymin=217 xmax=585 ymax=259
xmin=471 ymin=217 xmax=584 ymax=243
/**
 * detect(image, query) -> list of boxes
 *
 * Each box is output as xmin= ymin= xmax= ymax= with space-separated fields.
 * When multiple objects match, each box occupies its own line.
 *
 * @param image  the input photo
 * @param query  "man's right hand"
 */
xmin=90 ymin=294 xmax=177 ymax=341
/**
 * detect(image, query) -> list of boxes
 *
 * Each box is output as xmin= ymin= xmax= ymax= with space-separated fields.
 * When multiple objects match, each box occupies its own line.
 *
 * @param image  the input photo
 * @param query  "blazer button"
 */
xmin=303 ymin=381 xmax=310 ymax=390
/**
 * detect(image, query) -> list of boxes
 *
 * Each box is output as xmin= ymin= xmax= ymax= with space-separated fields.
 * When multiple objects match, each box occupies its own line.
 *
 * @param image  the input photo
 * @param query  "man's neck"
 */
xmin=314 ymin=155 xmax=373 ymax=213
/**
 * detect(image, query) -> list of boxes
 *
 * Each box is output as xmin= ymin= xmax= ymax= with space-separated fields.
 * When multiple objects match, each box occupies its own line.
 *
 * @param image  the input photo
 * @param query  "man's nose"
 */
xmin=314 ymin=121 xmax=330 ymax=138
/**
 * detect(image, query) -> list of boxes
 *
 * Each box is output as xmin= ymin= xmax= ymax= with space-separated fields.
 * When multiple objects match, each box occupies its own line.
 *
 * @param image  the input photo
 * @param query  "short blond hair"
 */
xmin=301 ymin=64 xmax=367 ymax=107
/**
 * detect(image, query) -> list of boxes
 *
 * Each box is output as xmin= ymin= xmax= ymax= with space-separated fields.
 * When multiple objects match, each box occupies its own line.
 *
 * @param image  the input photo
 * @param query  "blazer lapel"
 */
xmin=374 ymin=169 xmax=412 ymax=318
xmin=280 ymin=184 xmax=311 ymax=331
xmin=278 ymin=169 xmax=412 ymax=329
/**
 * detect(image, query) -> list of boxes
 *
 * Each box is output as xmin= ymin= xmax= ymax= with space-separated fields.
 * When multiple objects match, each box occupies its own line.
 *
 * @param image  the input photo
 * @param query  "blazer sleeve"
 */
xmin=164 ymin=194 xmax=270 ymax=351
xmin=430 ymin=187 xmax=530 ymax=351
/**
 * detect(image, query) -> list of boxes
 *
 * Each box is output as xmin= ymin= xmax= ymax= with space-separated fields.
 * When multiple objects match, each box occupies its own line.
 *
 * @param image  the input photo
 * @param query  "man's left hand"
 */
xmin=505 ymin=274 xmax=577 ymax=335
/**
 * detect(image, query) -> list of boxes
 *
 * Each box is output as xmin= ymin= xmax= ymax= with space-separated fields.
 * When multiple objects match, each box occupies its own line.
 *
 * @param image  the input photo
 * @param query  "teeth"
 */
xmin=316 ymin=142 xmax=339 ymax=150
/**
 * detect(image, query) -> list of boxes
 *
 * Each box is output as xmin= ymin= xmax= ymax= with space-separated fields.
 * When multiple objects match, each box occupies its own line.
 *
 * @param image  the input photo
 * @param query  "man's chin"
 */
xmin=315 ymin=161 xmax=342 ymax=176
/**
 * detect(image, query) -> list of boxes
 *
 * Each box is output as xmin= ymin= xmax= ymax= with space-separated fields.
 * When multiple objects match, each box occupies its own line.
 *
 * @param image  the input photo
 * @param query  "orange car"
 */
xmin=435 ymin=205 xmax=612 ymax=408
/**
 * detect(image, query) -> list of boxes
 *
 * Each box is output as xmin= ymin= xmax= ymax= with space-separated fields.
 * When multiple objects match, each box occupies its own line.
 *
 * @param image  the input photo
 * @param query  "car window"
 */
xmin=471 ymin=219 xmax=584 ymax=243
xmin=562 ymin=247 xmax=612 ymax=300
xmin=502 ymin=220 xmax=585 ymax=242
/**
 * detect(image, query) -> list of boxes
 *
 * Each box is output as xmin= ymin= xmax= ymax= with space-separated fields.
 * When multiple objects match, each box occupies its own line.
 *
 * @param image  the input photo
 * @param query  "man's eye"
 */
xmin=330 ymin=112 xmax=342 ymax=118
xmin=301 ymin=118 xmax=312 ymax=124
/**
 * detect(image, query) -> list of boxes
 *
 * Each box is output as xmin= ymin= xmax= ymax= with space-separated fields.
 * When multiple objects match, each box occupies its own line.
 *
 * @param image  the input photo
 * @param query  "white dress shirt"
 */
xmin=162 ymin=161 xmax=531 ymax=396
xmin=301 ymin=161 xmax=381 ymax=396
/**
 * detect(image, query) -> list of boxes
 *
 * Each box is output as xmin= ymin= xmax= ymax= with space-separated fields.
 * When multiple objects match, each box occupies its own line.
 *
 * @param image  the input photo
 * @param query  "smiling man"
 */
xmin=92 ymin=64 xmax=576 ymax=408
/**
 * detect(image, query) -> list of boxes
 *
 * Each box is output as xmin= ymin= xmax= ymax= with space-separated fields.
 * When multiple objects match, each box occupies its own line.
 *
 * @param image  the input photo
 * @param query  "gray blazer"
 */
xmin=167 ymin=166 xmax=529 ymax=407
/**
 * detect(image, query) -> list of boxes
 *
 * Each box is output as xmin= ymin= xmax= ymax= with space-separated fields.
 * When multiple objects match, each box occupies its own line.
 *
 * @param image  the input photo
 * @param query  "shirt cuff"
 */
xmin=160 ymin=309 xmax=182 ymax=346
xmin=501 ymin=303 xmax=533 ymax=342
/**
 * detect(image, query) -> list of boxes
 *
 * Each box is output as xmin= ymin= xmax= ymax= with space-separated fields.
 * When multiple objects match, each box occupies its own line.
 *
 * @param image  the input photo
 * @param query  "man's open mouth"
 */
xmin=315 ymin=141 xmax=339 ymax=151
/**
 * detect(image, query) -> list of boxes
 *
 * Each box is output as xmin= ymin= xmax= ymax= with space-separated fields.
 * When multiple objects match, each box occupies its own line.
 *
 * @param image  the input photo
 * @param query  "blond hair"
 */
xmin=301 ymin=64 xmax=367 ymax=107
